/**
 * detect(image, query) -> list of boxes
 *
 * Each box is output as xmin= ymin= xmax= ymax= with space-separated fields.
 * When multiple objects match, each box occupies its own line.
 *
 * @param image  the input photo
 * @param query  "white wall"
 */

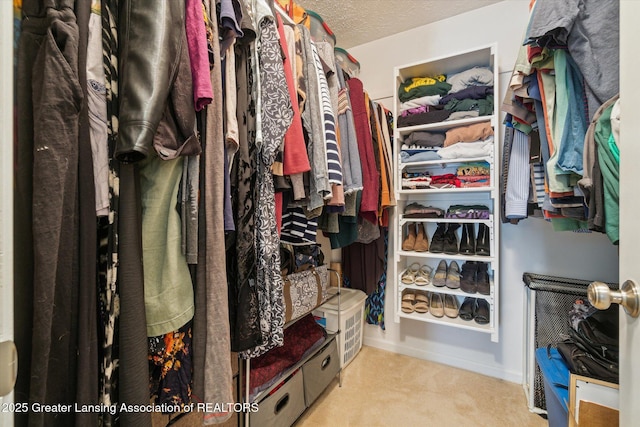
xmin=348 ymin=0 xmax=620 ymax=383
xmin=0 ymin=0 xmax=15 ymax=424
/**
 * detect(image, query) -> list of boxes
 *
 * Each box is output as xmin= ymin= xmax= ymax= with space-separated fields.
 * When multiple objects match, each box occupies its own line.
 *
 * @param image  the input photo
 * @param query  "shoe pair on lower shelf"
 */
xmin=401 ymin=290 xmax=429 ymax=314
xmin=460 ymin=261 xmax=490 ymax=295
xmin=401 ymin=290 xmax=459 ymax=318
xmin=432 ymin=259 xmax=460 ymax=289
xmin=459 ymin=297 xmax=490 ymax=325
xmin=430 ymin=292 xmax=460 ymax=318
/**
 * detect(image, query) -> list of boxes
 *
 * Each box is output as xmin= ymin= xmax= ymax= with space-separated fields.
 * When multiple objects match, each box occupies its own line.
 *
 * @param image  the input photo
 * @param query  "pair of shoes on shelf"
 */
xmin=415 ymin=292 xmax=429 ymax=313
xmin=460 ymin=262 xmax=490 ymax=295
xmin=432 ymin=259 xmax=460 ymax=289
xmin=402 ymin=290 xmax=429 ymax=314
xmin=459 ymin=223 xmax=491 ymax=256
xmin=429 ymin=223 xmax=460 ymax=254
xmin=429 ymin=293 xmax=459 ymax=318
xmin=401 ymin=262 xmax=433 ymax=286
xmin=402 ymin=223 xmax=429 ymax=252
xmin=402 ymin=290 xmax=416 ymax=313
xmin=459 ymin=297 xmax=490 ymax=324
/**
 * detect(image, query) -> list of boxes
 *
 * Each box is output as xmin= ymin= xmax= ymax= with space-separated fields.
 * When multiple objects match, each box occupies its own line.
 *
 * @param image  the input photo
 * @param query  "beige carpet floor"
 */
xmin=295 ymin=345 xmax=547 ymax=427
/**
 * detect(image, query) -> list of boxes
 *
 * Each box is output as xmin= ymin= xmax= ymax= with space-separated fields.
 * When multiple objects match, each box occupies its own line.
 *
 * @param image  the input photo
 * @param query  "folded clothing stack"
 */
xmin=445 ymin=204 xmax=491 ymax=219
xmin=400 ymin=130 xmax=446 ymax=163
xmin=457 ymin=162 xmax=490 ymax=188
xmin=403 ymin=202 xmax=444 ymax=218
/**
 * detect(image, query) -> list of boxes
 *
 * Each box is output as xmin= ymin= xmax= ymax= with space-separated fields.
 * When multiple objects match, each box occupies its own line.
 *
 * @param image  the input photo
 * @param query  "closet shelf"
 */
xmin=398 ymin=186 xmax=494 ymax=195
xmin=394 ymin=44 xmax=494 ymax=81
xmin=397 ymin=311 xmax=494 ymax=333
xmin=396 ymin=250 xmax=495 ymax=263
xmin=399 ymin=156 xmax=492 ymax=170
xmin=397 ymin=116 xmax=493 ymax=136
xmin=399 ymin=281 xmax=495 ymax=302
xmin=399 ymin=216 xmax=493 ymax=225
xmin=250 ymin=332 xmax=339 ymax=405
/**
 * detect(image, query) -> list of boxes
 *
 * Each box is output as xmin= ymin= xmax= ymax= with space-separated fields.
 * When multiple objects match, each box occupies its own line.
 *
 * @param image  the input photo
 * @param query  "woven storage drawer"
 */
xmin=302 ymin=337 xmax=340 ymax=407
xmin=250 ymin=369 xmax=305 ymax=427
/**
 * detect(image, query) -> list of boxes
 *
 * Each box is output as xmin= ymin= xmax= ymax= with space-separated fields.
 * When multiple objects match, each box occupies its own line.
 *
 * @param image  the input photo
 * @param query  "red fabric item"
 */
xmin=458 ymin=175 xmax=490 ymax=182
xmin=430 ymin=173 xmax=461 ymax=187
xmin=249 ymin=314 xmax=325 ymax=391
xmin=185 ymin=0 xmax=213 ymax=110
xmin=527 ymin=45 xmax=543 ymax=64
xmin=549 ymin=190 xmax=575 ymax=198
xmin=348 ymin=78 xmax=379 ymax=224
xmin=276 ymin=14 xmax=311 ymax=175
xmin=381 ymin=208 xmax=389 ymax=228
xmin=275 ymin=191 xmax=283 ymax=235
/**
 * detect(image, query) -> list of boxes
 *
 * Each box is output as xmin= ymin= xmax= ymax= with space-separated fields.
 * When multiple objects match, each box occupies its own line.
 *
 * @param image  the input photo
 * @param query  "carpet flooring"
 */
xmin=295 ymin=345 xmax=547 ymax=427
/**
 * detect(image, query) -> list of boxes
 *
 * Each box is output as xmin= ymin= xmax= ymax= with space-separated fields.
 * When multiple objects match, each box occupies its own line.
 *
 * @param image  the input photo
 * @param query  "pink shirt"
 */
xmin=185 ymin=0 xmax=213 ymax=111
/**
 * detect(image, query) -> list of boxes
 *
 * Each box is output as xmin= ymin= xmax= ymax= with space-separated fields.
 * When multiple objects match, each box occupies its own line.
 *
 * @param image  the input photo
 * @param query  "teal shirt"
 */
xmin=594 ymin=102 xmax=619 ymax=245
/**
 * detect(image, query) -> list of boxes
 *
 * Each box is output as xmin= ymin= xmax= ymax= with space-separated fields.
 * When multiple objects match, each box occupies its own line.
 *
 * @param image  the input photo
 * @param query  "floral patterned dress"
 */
xmin=240 ymin=16 xmax=293 ymax=359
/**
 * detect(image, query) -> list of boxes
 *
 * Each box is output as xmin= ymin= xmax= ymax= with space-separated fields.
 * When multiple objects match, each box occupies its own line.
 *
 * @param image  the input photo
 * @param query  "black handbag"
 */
xmin=555 ymin=339 xmax=618 ymax=383
xmin=554 ymin=304 xmax=619 ymax=384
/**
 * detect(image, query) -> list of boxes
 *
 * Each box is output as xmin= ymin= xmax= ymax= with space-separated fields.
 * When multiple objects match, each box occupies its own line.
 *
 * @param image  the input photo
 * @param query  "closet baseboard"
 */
xmin=362 ymin=336 xmax=522 ymax=384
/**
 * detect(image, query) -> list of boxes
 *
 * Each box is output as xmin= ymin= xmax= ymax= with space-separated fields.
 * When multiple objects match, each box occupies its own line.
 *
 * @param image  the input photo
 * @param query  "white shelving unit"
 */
xmin=392 ymin=44 xmax=500 ymax=342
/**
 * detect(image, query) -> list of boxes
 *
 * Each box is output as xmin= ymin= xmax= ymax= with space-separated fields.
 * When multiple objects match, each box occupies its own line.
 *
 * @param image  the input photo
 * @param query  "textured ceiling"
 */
xmin=293 ymin=0 xmax=503 ymax=49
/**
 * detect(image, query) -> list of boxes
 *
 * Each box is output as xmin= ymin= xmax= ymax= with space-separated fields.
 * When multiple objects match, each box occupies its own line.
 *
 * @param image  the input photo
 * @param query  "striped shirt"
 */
xmin=310 ymin=42 xmax=343 ymax=187
xmin=280 ymin=207 xmax=318 ymax=245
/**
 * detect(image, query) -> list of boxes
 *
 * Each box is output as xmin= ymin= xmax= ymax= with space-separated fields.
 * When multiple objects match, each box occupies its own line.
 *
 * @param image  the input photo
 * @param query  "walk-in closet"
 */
xmin=1 ymin=1 xmax=638 ymax=427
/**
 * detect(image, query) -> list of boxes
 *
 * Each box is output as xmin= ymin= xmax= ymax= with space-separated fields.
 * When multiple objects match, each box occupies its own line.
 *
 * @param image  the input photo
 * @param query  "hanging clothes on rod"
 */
xmin=500 ymin=0 xmax=620 ymax=241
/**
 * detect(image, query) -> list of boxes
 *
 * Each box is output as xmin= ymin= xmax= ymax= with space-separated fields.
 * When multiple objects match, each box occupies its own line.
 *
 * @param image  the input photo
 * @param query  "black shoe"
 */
xmin=459 ymin=297 xmax=476 ymax=321
xmin=460 ymin=261 xmax=478 ymax=294
xmin=459 ymin=223 xmax=475 ymax=254
xmin=429 ymin=223 xmax=447 ymax=253
xmin=476 ymin=262 xmax=490 ymax=295
xmin=475 ymin=223 xmax=491 ymax=256
xmin=474 ymin=299 xmax=490 ymax=324
xmin=443 ymin=223 xmax=460 ymax=255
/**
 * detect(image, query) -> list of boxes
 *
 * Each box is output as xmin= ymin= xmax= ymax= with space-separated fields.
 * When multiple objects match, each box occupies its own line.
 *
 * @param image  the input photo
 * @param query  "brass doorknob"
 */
xmin=588 ymin=280 xmax=640 ymax=318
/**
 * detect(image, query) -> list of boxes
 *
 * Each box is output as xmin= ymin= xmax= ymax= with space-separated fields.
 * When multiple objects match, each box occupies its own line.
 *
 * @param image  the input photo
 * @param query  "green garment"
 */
xmin=550 ymin=218 xmax=589 ymax=232
xmin=398 ymin=77 xmax=451 ymax=102
xmin=607 ymin=133 xmax=620 ymax=164
xmin=444 ymin=95 xmax=494 ymax=117
xmin=594 ymin=102 xmax=619 ymax=244
xmin=329 ymin=191 xmax=361 ymax=249
xmin=139 ymin=154 xmax=195 ymax=336
xmin=512 ymin=120 xmax=533 ymax=135
xmin=546 ymin=50 xmax=576 ymax=193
